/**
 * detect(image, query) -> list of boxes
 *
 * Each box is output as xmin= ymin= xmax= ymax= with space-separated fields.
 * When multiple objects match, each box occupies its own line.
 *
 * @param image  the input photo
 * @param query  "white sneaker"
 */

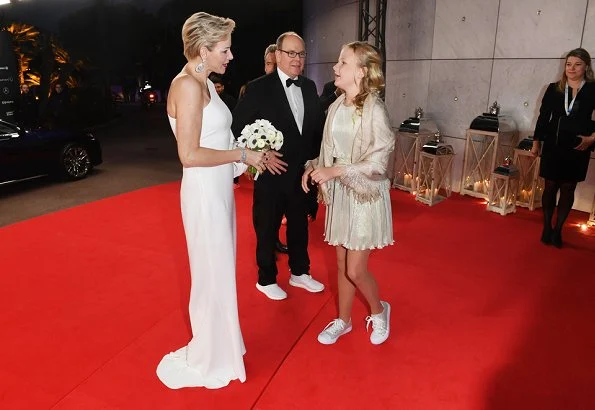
xmin=289 ymin=274 xmax=324 ymax=293
xmin=256 ymin=283 xmax=287 ymax=300
xmin=317 ymin=318 xmax=352 ymax=345
xmin=365 ymin=301 xmax=391 ymax=345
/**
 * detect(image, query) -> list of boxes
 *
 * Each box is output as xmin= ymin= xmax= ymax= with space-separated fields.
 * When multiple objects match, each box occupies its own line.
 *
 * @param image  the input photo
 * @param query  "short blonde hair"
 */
xmin=343 ymin=41 xmax=384 ymax=112
xmin=182 ymin=12 xmax=235 ymax=60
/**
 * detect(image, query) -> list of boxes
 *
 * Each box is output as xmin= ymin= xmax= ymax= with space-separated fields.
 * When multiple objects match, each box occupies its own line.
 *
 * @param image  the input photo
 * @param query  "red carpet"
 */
xmin=1 ymin=180 xmax=594 ymax=410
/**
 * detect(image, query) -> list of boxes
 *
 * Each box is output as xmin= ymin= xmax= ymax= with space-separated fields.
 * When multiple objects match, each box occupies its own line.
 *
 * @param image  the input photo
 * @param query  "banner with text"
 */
xmin=0 ymin=31 xmax=20 ymax=123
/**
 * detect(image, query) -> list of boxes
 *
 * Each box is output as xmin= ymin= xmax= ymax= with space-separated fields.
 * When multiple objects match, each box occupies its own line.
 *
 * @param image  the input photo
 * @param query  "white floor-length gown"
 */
xmin=157 ymin=79 xmax=247 ymax=389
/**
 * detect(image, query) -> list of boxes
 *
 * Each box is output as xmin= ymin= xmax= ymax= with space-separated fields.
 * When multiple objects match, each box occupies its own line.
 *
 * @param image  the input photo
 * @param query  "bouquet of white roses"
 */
xmin=236 ymin=119 xmax=284 ymax=179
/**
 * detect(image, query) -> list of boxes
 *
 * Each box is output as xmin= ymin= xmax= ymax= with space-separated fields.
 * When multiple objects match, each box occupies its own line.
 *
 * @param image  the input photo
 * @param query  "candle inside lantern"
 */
xmin=403 ymin=173 xmax=412 ymax=187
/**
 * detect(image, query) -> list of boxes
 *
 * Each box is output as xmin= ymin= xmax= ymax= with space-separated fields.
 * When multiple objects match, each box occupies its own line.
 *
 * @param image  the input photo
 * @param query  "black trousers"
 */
xmin=274 ymin=183 xmax=318 ymax=240
xmin=253 ymin=182 xmax=310 ymax=285
xmin=306 ymin=184 xmax=319 ymax=219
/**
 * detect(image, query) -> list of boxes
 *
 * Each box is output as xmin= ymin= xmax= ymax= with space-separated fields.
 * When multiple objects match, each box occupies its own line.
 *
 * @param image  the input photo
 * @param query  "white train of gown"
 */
xmin=157 ymin=79 xmax=247 ymax=389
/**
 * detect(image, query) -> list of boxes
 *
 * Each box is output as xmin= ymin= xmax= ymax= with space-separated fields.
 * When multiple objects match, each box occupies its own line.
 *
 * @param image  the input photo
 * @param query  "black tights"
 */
xmin=542 ymin=179 xmax=577 ymax=232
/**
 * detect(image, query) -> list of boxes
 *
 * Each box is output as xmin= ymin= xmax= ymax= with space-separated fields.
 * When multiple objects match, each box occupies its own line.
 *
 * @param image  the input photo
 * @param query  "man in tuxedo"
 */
xmin=232 ymin=32 xmax=325 ymax=300
xmin=262 ymin=43 xmax=289 ymax=255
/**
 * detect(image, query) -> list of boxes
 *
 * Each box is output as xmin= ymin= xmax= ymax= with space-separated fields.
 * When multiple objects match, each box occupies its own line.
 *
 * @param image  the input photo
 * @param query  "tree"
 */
xmin=6 ymin=22 xmax=83 ymax=96
xmin=5 ymin=22 xmax=39 ymax=84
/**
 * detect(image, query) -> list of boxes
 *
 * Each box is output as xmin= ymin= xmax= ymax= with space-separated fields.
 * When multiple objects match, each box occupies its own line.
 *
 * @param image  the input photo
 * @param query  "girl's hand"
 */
xmin=301 ymin=165 xmax=314 ymax=193
xmin=310 ymin=166 xmax=342 ymax=186
xmin=574 ymin=135 xmax=595 ymax=151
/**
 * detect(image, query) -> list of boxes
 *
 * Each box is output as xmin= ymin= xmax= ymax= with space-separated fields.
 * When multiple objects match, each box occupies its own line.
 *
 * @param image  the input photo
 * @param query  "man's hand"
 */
xmin=574 ymin=135 xmax=595 ymax=151
xmin=262 ymin=150 xmax=288 ymax=175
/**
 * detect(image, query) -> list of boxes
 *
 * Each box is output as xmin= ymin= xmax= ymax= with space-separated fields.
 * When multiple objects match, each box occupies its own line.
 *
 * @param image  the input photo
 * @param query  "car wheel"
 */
xmin=61 ymin=143 xmax=91 ymax=180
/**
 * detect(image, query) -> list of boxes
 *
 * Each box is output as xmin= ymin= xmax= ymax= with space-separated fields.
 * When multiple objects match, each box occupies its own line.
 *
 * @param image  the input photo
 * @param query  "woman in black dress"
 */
xmin=531 ymin=48 xmax=595 ymax=248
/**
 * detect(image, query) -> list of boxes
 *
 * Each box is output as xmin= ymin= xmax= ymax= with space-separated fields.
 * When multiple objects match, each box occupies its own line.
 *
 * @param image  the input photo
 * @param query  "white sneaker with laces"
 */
xmin=256 ymin=283 xmax=287 ymax=300
xmin=289 ymin=274 xmax=324 ymax=293
xmin=365 ymin=301 xmax=391 ymax=345
xmin=317 ymin=318 xmax=352 ymax=345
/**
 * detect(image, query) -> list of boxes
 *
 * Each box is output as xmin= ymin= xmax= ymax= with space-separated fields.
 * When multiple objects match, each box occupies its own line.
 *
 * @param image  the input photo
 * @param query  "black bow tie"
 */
xmin=286 ymin=77 xmax=302 ymax=88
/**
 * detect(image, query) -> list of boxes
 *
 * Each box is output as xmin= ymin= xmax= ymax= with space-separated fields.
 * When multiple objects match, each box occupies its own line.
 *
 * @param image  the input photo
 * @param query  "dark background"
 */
xmin=2 ymin=0 xmax=303 ymax=98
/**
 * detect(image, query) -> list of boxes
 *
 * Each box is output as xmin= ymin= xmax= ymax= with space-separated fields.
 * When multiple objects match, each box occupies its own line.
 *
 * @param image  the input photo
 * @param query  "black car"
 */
xmin=0 ymin=119 xmax=102 ymax=185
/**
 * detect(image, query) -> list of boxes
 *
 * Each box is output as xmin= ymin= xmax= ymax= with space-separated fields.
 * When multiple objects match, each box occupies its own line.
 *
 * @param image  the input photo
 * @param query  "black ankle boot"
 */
xmin=551 ymin=229 xmax=562 ymax=248
xmin=540 ymin=227 xmax=552 ymax=245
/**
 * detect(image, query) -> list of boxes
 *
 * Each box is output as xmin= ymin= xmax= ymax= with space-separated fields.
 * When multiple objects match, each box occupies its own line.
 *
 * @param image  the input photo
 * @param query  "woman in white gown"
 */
xmin=156 ymin=12 xmax=285 ymax=389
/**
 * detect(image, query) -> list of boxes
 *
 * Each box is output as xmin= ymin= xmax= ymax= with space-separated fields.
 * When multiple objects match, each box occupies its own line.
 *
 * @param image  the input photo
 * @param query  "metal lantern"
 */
xmin=415 ymin=133 xmax=455 ymax=206
xmin=460 ymin=101 xmax=518 ymax=200
xmin=487 ymin=157 xmax=520 ymax=216
xmin=392 ymin=107 xmax=439 ymax=193
xmin=513 ymin=138 xmax=544 ymax=211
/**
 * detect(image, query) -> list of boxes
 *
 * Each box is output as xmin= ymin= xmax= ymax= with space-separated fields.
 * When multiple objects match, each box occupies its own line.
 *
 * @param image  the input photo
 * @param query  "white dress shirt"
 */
xmin=277 ymin=67 xmax=304 ymax=134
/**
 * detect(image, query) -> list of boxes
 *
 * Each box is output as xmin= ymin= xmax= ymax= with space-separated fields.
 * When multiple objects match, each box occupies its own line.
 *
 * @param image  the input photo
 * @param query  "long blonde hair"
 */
xmin=557 ymin=48 xmax=594 ymax=92
xmin=343 ymin=41 xmax=384 ymax=112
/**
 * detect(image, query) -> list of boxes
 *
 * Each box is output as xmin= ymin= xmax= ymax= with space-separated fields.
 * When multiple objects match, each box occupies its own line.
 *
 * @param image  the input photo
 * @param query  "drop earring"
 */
xmin=195 ymin=58 xmax=206 ymax=73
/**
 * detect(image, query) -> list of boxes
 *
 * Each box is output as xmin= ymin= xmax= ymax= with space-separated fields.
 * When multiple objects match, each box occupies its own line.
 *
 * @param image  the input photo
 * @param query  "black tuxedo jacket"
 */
xmin=320 ymin=80 xmax=339 ymax=112
xmin=232 ymin=72 xmax=325 ymax=190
